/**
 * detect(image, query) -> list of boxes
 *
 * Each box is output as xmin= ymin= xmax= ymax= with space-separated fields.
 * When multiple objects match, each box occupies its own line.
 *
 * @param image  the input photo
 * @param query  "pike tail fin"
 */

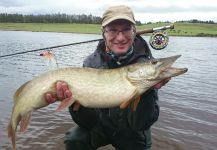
xmin=7 ymin=111 xmax=33 ymax=150
xmin=56 ymin=97 xmax=75 ymax=112
xmin=7 ymin=123 xmax=16 ymax=150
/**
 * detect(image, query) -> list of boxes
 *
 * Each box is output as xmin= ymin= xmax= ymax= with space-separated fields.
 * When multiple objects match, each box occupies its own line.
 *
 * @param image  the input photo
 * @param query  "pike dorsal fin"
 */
xmin=13 ymin=81 xmax=30 ymax=103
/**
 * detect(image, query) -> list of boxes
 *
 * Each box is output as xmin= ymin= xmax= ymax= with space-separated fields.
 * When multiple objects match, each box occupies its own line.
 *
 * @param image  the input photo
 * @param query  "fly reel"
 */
xmin=149 ymin=30 xmax=169 ymax=50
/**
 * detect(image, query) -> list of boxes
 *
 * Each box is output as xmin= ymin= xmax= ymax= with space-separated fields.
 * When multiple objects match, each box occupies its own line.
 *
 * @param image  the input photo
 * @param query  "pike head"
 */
xmin=126 ymin=55 xmax=188 ymax=93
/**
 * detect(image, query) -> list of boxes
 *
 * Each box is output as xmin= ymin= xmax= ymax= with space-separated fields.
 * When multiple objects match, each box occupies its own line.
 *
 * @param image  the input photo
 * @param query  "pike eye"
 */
xmin=151 ymin=60 xmax=158 ymax=65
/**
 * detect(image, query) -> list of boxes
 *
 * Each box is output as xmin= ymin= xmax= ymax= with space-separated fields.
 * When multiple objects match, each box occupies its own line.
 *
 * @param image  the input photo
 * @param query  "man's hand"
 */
xmin=45 ymin=81 xmax=72 ymax=104
xmin=44 ymin=81 xmax=80 ymax=111
xmin=153 ymin=78 xmax=171 ymax=89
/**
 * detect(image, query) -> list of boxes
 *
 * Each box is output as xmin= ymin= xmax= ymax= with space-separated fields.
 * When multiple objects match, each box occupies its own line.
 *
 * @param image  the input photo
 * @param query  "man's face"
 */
xmin=103 ymin=20 xmax=135 ymax=55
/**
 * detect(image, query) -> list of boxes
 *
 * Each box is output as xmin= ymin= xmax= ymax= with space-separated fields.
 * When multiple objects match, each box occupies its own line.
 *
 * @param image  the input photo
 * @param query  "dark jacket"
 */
xmin=69 ymin=35 xmax=159 ymax=140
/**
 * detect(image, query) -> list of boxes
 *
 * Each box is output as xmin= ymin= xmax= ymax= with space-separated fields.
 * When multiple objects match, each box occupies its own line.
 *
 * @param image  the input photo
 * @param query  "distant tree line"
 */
xmin=0 ymin=13 xmax=102 ymax=24
xmin=0 ymin=13 xmax=144 ymax=25
xmin=145 ymin=19 xmax=216 ymax=24
xmin=1 ymin=13 xmax=214 ymax=25
xmin=176 ymin=19 xmax=216 ymax=24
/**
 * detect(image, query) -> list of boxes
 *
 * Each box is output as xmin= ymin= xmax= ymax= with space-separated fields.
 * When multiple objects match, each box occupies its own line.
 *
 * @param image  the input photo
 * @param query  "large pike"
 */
xmin=8 ymin=55 xmax=187 ymax=149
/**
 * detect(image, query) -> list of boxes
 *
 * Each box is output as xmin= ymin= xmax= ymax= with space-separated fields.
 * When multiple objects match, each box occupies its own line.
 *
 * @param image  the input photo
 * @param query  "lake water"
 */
xmin=0 ymin=31 xmax=217 ymax=150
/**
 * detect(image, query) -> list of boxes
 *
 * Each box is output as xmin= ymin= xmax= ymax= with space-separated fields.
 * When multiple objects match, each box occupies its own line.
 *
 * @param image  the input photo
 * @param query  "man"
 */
xmin=45 ymin=5 xmax=169 ymax=150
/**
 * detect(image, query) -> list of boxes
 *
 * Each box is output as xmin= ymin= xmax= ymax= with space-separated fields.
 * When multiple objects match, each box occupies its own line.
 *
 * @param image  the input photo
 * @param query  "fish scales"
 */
xmin=22 ymin=67 xmax=137 ymax=108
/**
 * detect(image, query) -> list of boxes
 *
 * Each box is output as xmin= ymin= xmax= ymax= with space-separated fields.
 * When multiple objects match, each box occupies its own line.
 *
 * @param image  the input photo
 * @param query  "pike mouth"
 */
xmin=161 ymin=67 xmax=188 ymax=77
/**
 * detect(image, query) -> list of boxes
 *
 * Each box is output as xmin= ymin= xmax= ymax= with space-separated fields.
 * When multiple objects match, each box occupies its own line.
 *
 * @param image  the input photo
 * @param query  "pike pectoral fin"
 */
xmin=119 ymin=89 xmax=139 ymax=110
xmin=132 ymin=96 xmax=141 ymax=111
xmin=120 ymin=96 xmax=140 ymax=111
xmin=20 ymin=111 xmax=32 ymax=132
xmin=120 ymin=100 xmax=131 ymax=109
xmin=56 ymin=97 xmax=75 ymax=112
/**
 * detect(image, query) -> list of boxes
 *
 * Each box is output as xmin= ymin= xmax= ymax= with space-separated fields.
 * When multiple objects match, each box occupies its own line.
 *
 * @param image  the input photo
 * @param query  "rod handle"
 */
xmin=136 ymin=24 xmax=174 ymax=35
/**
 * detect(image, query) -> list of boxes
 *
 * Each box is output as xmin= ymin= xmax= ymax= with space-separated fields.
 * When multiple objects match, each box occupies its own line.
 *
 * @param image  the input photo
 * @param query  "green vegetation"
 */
xmin=0 ymin=23 xmax=101 ymax=34
xmin=170 ymin=23 xmax=217 ymax=37
xmin=137 ymin=22 xmax=217 ymax=37
xmin=0 ymin=22 xmax=217 ymax=37
xmin=0 ymin=13 xmax=216 ymax=36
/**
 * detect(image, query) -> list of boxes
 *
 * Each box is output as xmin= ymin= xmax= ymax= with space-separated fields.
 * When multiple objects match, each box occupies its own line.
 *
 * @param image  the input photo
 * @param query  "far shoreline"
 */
xmin=0 ymin=23 xmax=217 ymax=37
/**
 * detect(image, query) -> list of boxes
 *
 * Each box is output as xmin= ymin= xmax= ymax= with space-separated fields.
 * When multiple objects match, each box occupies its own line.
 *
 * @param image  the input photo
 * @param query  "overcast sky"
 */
xmin=0 ymin=0 xmax=217 ymax=23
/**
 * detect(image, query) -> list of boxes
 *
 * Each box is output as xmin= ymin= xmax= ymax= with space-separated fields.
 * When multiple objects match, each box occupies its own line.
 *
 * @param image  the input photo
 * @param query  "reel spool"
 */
xmin=149 ymin=30 xmax=169 ymax=50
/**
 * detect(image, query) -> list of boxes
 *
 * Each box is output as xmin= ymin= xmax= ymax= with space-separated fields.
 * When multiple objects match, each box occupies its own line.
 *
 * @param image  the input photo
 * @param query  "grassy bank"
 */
xmin=137 ymin=22 xmax=217 ymax=37
xmin=0 ymin=22 xmax=217 ymax=37
xmin=0 ymin=23 xmax=101 ymax=34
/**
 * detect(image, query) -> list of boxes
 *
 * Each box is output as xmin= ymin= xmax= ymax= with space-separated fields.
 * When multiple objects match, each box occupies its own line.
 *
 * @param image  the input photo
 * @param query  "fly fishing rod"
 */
xmin=0 ymin=24 xmax=174 ymax=58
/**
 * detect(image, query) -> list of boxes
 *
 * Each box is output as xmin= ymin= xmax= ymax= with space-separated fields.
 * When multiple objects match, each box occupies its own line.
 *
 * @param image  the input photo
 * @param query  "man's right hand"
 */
xmin=45 ymin=81 xmax=72 ymax=104
xmin=45 ymin=81 xmax=80 ymax=111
